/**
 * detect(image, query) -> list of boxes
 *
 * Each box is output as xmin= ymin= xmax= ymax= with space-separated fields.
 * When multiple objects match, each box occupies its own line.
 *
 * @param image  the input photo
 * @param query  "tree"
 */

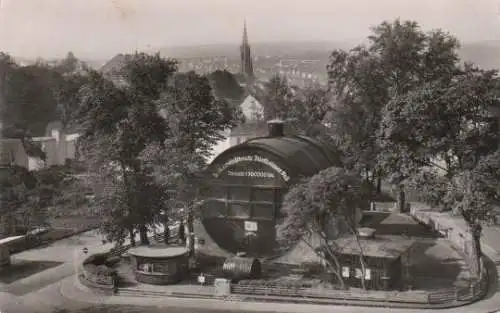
xmin=76 ymin=54 xmax=175 ymax=246
xmin=262 ymin=74 xmax=294 ymax=121
xmin=277 ymin=167 xmax=369 ymax=289
xmin=327 ymin=47 xmax=388 ymax=193
xmin=261 ymin=74 xmax=335 ymax=136
xmin=143 ymin=71 xmax=241 ymax=250
xmin=206 ymin=70 xmax=245 ymax=101
xmin=327 ymin=19 xmax=462 ymax=200
xmin=156 ymin=71 xmax=241 ymax=160
xmin=377 ymin=63 xmax=500 ymax=277
xmin=0 ymin=165 xmax=45 ymax=236
xmin=1 ymin=62 xmax=59 ymax=136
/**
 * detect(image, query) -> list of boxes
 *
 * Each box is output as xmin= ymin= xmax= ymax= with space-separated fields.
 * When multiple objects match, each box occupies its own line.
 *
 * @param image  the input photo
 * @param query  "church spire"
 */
xmin=242 ymin=20 xmax=249 ymax=45
xmin=240 ymin=20 xmax=254 ymax=78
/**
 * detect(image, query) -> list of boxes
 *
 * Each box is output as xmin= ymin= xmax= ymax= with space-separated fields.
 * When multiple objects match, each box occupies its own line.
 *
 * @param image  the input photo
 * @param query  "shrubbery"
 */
xmin=82 ymin=252 xmax=119 ymax=285
xmin=104 ymin=256 xmax=121 ymax=267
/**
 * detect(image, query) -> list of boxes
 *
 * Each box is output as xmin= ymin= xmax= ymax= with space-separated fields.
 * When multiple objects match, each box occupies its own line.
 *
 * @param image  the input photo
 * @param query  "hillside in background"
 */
xmin=459 ymin=41 xmax=500 ymax=70
xmin=157 ymin=41 xmax=355 ymax=60
xmin=11 ymin=40 xmax=500 ymax=72
xmin=157 ymin=40 xmax=500 ymax=71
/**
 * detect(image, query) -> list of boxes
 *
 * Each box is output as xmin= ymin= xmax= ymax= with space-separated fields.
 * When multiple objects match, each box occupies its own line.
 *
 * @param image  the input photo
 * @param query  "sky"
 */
xmin=1 ymin=0 xmax=500 ymax=59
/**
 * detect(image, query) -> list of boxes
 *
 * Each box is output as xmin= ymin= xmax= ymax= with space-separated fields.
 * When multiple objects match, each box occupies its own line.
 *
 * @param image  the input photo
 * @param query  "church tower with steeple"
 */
xmin=240 ymin=20 xmax=254 ymax=78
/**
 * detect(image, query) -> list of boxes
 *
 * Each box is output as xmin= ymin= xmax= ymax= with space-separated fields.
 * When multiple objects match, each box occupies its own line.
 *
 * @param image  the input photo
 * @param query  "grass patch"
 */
xmin=0 ymin=259 xmax=63 ymax=284
xmin=49 ymin=216 xmax=101 ymax=231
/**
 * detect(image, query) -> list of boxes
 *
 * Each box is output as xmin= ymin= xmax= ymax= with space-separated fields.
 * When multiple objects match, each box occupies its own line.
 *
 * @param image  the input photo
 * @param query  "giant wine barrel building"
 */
xmin=198 ymin=120 xmax=343 ymax=258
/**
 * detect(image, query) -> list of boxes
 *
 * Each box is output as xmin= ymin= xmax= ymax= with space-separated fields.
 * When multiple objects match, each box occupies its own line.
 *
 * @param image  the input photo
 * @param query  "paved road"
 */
xmin=2 ymin=225 xmax=500 ymax=313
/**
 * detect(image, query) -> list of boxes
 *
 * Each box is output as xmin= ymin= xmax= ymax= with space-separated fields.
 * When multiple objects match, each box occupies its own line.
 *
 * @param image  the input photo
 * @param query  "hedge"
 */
xmin=82 ymin=252 xmax=118 ymax=286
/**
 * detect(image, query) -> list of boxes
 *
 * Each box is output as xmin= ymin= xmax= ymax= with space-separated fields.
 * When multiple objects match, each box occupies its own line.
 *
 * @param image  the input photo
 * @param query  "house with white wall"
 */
xmin=0 ymin=139 xmax=29 ymax=168
xmin=29 ymin=121 xmax=81 ymax=170
xmin=206 ymin=95 xmax=265 ymax=163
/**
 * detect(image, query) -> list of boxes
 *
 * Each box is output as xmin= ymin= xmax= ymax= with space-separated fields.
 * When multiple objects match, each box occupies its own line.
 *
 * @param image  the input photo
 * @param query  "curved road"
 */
xmin=1 ymin=229 xmax=500 ymax=313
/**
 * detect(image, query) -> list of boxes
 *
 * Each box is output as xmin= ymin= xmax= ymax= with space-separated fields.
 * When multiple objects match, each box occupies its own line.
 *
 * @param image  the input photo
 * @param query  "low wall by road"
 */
xmin=410 ymin=203 xmax=475 ymax=266
xmin=80 ymin=244 xmax=131 ymax=287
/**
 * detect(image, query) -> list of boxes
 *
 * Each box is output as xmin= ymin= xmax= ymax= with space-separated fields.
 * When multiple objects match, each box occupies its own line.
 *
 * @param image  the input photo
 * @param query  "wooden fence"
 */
xmin=231 ymin=263 xmax=488 ymax=305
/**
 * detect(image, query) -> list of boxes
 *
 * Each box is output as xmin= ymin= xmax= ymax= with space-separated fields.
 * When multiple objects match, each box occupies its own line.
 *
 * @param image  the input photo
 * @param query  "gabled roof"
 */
xmin=333 ymin=235 xmax=415 ymax=259
xmin=99 ymin=53 xmax=132 ymax=75
xmin=0 ymin=235 xmax=25 ymax=246
xmin=239 ymin=94 xmax=263 ymax=121
xmin=0 ymin=139 xmax=24 ymax=165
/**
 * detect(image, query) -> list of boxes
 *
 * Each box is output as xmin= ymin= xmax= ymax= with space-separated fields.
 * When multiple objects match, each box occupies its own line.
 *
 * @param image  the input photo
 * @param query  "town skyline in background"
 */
xmin=2 ymin=0 xmax=500 ymax=60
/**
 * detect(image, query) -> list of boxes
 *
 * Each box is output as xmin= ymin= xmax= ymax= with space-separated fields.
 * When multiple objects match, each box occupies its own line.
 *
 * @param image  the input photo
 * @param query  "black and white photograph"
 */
xmin=1 ymin=1 xmax=500 ymax=312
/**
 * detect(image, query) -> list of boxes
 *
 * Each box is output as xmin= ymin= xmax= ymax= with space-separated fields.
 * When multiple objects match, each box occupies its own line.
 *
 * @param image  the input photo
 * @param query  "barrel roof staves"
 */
xmin=209 ymin=134 xmax=342 ymax=179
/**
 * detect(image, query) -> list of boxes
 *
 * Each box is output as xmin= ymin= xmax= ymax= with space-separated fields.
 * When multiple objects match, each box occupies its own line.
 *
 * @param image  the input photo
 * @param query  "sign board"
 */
xmin=244 ymin=221 xmax=258 ymax=232
xmin=214 ymin=155 xmax=290 ymax=182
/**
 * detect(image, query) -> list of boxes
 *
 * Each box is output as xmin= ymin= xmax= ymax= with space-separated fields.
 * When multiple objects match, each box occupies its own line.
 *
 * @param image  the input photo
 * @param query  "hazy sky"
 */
xmin=1 ymin=0 xmax=500 ymax=59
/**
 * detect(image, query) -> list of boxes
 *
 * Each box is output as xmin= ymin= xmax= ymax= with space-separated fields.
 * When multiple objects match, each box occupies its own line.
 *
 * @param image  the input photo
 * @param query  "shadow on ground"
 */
xmin=409 ymin=241 xmax=466 ymax=290
xmin=0 ymin=259 xmax=63 ymax=284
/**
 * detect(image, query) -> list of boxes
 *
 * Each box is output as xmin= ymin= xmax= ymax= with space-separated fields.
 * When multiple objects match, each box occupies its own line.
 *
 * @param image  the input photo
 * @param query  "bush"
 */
xmin=83 ymin=263 xmax=117 ymax=277
xmin=83 ymin=253 xmax=108 ymax=265
xmin=104 ymin=256 xmax=121 ymax=267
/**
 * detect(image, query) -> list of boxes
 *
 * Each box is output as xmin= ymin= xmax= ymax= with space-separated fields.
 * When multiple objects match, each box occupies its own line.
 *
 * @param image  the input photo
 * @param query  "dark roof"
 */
xmin=0 ymin=139 xmax=23 ymax=165
xmin=99 ymin=54 xmax=132 ymax=75
xmin=333 ymin=235 xmax=415 ymax=259
xmin=210 ymin=134 xmax=342 ymax=179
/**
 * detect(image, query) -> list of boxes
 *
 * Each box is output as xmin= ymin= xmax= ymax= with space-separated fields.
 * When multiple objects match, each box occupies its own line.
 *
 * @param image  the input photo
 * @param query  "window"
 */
xmin=229 ymin=203 xmax=251 ymax=218
xmin=200 ymin=185 xmax=226 ymax=200
xmin=342 ymin=266 xmax=350 ymax=278
xmin=203 ymin=200 xmax=227 ymax=218
xmin=252 ymin=188 xmax=275 ymax=203
xmin=251 ymin=204 xmax=275 ymax=220
xmin=228 ymin=187 xmax=250 ymax=201
xmin=365 ymin=268 xmax=372 ymax=280
xmin=355 ymin=268 xmax=362 ymax=279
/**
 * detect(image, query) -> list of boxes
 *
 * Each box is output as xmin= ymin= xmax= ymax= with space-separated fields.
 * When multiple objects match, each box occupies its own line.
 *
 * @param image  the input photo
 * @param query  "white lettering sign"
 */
xmin=214 ymin=155 xmax=290 ymax=181
xmin=227 ymin=171 xmax=275 ymax=178
xmin=244 ymin=221 xmax=258 ymax=232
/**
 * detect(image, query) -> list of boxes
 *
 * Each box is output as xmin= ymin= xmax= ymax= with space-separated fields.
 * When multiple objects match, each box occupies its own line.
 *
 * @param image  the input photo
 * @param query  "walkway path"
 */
xmin=3 ymin=214 xmax=500 ymax=313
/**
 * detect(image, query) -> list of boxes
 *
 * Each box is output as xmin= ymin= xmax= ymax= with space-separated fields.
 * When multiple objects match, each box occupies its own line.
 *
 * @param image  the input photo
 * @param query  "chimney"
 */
xmin=357 ymin=227 xmax=376 ymax=239
xmin=267 ymin=119 xmax=285 ymax=137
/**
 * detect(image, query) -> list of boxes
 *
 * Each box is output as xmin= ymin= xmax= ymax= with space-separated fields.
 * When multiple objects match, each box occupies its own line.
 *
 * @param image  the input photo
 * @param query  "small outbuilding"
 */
xmin=128 ymin=246 xmax=189 ymax=285
xmin=332 ymin=231 xmax=415 ymax=291
xmin=0 ymin=236 xmax=25 ymax=269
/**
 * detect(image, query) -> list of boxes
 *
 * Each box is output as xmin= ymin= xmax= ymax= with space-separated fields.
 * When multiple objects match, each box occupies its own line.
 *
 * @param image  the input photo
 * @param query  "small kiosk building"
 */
xmin=128 ymin=246 xmax=189 ymax=285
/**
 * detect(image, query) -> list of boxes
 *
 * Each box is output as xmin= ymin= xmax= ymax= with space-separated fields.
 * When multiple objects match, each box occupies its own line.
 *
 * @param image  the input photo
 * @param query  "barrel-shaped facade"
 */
xmin=199 ymin=132 xmax=342 ymax=258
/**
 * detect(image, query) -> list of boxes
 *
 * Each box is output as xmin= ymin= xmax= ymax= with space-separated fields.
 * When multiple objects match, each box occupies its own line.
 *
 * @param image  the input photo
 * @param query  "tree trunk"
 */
xmin=322 ymin=244 xmax=346 ymax=289
xmin=396 ymin=184 xmax=406 ymax=213
xmin=353 ymin=234 xmax=368 ymax=290
xmin=376 ymin=176 xmax=382 ymax=194
xmin=187 ymin=209 xmax=194 ymax=256
xmin=129 ymin=227 xmax=135 ymax=247
xmin=163 ymin=217 xmax=170 ymax=244
xmin=139 ymin=225 xmax=149 ymax=245
xmin=469 ymin=224 xmax=483 ymax=278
